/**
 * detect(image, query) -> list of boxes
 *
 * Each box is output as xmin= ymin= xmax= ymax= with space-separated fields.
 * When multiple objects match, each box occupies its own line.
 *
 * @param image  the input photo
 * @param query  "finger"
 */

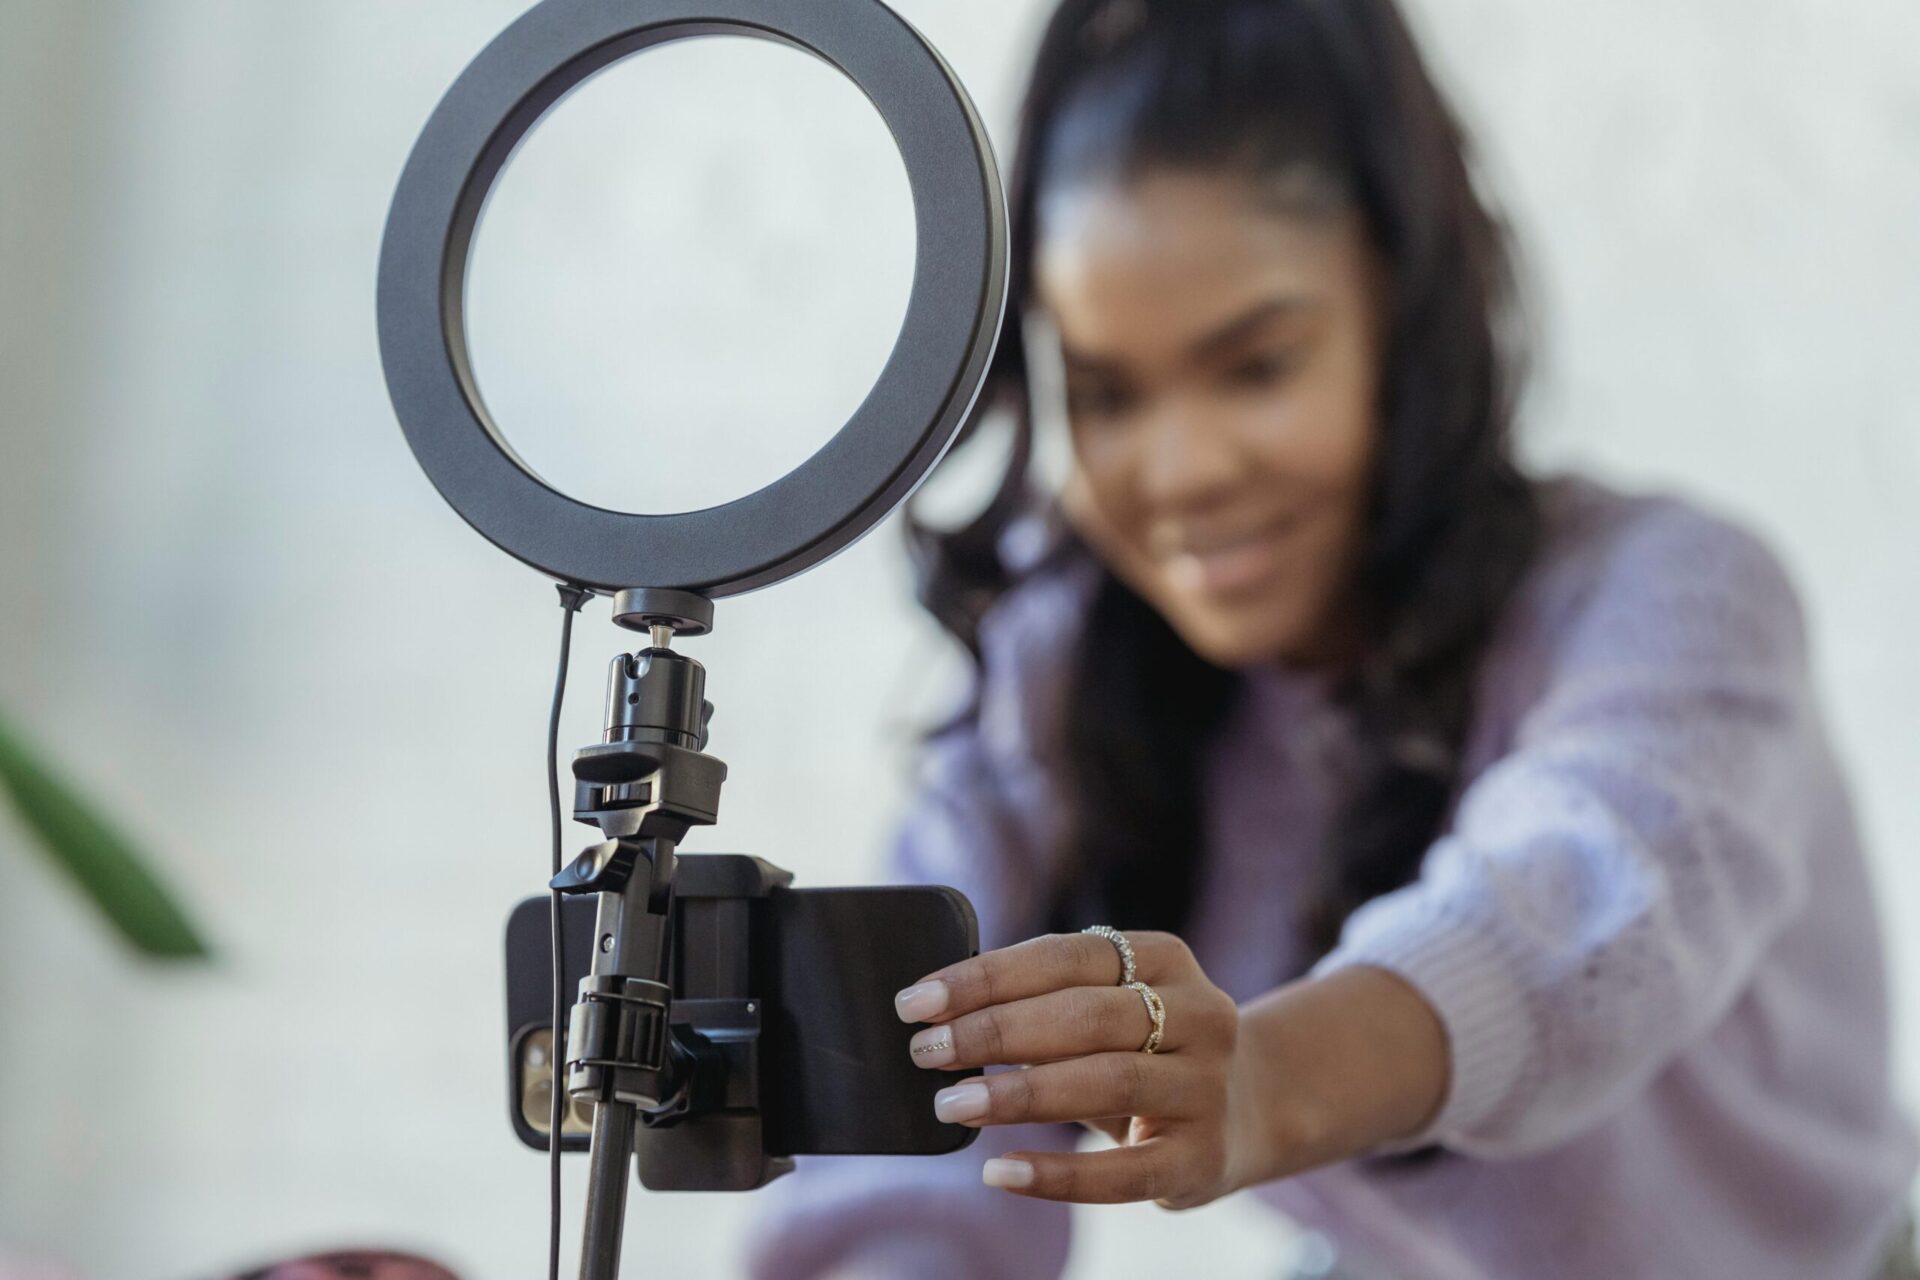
xmin=895 ymin=930 xmax=1192 ymax=1023
xmin=908 ymin=984 xmax=1159 ymax=1069
xmin=931 ymin=1053 xmax=1194 ymax=1128
xmin=984 ymin=1141 xmax=1195 ymax=1206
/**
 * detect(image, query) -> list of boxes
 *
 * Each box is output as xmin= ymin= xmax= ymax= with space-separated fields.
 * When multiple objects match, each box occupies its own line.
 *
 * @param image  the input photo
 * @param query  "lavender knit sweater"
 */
xmin=744 ymin=478 xmax=1916 ymax=1280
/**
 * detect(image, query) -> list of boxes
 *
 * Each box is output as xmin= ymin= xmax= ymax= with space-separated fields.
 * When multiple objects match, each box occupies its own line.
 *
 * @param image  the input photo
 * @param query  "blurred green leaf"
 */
xmin=0 ymin=711 xmax=211 ymax=959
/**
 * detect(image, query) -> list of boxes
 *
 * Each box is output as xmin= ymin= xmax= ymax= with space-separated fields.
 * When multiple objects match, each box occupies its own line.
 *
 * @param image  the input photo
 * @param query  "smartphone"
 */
xmin=504 ymin=855 xmax=980 ymax=1173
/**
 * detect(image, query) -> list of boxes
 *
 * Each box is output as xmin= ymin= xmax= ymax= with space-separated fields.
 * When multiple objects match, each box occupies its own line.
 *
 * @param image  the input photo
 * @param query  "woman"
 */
xmin=748 ymin=1 xmax=1915 ymax=1276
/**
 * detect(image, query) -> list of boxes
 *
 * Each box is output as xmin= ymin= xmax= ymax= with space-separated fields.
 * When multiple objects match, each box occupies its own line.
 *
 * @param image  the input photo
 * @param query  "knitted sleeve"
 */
xmin=1314 ymin=500 xmax=1818 ymax=1158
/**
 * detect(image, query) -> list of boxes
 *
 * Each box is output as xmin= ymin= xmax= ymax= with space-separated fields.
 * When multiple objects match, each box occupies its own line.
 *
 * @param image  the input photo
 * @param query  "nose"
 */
xmin=1136 ymin=395 xmax=1245 ymax=513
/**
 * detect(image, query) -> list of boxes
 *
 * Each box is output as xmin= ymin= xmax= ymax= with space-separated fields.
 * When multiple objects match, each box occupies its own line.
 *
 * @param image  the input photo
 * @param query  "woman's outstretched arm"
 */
xmin=895 ymin=501 xmax=1821 ymax=1201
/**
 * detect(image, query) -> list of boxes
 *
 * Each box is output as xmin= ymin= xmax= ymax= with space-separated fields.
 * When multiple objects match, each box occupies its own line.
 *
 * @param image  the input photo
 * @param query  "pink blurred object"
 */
xmin=233 ymin=1251 xmax=459 ymax=1280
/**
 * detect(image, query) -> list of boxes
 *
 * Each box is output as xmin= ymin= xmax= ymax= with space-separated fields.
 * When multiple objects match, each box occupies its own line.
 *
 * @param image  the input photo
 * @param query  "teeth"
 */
xmin=1168 ymin=553 xmax=1208 ymax=594
xmin=1164 ymin=523 xmax=1285 ymax=560
xmin=1167 ymin=531 xmax=1285 ymax=595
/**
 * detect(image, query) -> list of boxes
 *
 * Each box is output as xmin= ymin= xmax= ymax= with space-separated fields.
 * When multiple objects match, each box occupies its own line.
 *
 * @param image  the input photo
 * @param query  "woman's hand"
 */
xmin=894 ymin=932 xmax=1451 ymax=1208
xmin=892 ymin=930 xmax=1262 ymax=1209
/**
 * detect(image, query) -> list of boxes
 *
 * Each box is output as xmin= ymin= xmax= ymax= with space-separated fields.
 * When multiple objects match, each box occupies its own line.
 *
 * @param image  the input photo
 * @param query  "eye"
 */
xmin=1065 ymin=378 xmax=1138 ymax=423
xmin=1221 ymin=349 xmax=1302 ymax=391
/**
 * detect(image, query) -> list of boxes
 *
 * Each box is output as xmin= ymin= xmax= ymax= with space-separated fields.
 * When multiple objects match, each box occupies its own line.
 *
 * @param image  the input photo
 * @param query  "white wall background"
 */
xmin=1 ymin=2 xmax=1914 ymax=1276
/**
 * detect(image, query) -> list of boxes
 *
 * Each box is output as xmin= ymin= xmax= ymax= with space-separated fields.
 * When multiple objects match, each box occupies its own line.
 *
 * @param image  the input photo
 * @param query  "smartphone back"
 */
xmin=759 ymin=883 xmax=979 ymax=1156
xmin=504 ymin=856 xmax=979 ymax=1166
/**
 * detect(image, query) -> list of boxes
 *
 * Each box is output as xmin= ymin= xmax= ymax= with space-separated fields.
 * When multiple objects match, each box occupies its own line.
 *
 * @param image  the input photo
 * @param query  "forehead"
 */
xmin=1035 ymin=170 xmax=1369 ymax=358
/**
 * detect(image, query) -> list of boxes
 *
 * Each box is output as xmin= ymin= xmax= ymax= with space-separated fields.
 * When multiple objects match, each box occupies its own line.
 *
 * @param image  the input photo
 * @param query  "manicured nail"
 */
xmin=894 ymin=980 xmax=949 ymax=1023
xmin=982 ymin=1158 xmax=1034 ymax=1190
xmin=933 ymin=1081 xmax=991 ymax=1124
xmin=909 ymin=1024 xmax=955 ymax=1068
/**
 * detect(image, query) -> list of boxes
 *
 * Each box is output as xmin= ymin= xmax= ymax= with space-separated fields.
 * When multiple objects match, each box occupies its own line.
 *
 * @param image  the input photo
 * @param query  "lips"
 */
xmin=1157 ymin=513 xmax=1304 ymax=597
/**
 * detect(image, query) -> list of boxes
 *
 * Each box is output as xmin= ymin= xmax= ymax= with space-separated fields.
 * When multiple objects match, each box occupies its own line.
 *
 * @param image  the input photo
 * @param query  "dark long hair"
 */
xmin=907 ymin=0 xmax=1541 ymax=965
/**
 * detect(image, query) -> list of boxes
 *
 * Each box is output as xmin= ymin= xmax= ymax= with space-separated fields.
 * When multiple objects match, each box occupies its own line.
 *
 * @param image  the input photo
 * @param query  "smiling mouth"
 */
xmin=1160 ymin=514 xmax=1305 ymax=597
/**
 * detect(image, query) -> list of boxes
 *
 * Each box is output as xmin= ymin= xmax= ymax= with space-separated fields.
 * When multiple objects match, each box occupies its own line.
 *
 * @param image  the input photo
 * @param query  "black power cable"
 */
xmin=547 ymin=583 xmax=591 ymax=1280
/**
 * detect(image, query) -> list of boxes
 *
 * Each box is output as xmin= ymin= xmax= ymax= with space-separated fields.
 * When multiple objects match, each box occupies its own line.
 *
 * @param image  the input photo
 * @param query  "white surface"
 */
xmin=0 ymin=2 xmax=1913 ymax=1276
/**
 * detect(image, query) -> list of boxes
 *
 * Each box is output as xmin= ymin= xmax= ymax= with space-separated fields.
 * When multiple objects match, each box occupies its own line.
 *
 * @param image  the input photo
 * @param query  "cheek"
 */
xmin=1061 ymin=430 xmax=1146 ymax=553
xmin=1253 ymin=386 xmax=1377 ymax=600
xmin=1251 ymin=356 xmax=1379 ymax=495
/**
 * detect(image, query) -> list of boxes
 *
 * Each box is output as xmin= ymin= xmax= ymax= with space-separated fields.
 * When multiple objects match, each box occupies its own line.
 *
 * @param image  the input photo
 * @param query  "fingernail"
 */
xmin=933 ymin=1081 xmax=991 ymax=1124
xmin=982 ymin=1157 xmax=1034 ymax=1190
xmin=894 ymin=980 xmax=949 ymax=1023
xmin=909 ymin=1024 xmax=955 ymax=1069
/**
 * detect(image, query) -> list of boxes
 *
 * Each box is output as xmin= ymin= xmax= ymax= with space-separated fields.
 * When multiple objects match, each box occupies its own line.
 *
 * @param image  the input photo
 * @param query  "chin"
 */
xmin=1168 ymin=607 xmax=1315 ymax=671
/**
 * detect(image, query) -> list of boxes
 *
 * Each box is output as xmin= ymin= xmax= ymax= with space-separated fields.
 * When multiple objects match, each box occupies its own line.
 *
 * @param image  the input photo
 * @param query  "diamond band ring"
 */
xmin=1126 ymin=980 xmax=1166 ymax=1054
xmin=1082 ymin=925 xmax=1137 ymax=985
xmin=1083 ymin=927 xmax=1163 ymax=1053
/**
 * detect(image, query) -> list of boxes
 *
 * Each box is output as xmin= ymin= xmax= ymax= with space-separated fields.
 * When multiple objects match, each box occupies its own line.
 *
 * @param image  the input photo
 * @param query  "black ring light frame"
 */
xmin=377 ymin=0 xmax=1008 ymax=602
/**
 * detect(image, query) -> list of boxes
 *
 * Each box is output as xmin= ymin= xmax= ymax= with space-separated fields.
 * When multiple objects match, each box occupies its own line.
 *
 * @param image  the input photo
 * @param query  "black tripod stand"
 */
xmin=518 ymin=583 xmax=981 ymax=1279
xmin=549 ymin=587 xmax=729 ymax=1278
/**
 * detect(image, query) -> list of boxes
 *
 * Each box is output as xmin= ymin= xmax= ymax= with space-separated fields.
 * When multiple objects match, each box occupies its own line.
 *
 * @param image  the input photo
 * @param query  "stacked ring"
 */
xmin=1084 ymin=926 xmax=1165 ymax=1053
xmin=1126 ymin=980 xmax=1167 ymax=1054
xmin=1082 ymin=925 xmax=1137 ymax=985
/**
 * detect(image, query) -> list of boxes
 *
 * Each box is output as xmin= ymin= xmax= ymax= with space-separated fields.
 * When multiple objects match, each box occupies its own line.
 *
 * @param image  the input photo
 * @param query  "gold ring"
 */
xmin=1082 ymin=925 xmax=1136 ymax=985
xmin=1125 ymin=980 xmax=1165 ymax=1054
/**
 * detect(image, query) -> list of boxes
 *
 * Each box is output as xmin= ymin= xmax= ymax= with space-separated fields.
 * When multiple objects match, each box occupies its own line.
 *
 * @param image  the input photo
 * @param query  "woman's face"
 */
xmin=1036 ymin=169 xmax=1384 ymax=669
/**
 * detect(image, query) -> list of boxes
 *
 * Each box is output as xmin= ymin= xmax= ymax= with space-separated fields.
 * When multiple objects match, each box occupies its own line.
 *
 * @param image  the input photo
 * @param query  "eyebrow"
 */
xmin=1060 ymin=294 xmax=1323 ymax=374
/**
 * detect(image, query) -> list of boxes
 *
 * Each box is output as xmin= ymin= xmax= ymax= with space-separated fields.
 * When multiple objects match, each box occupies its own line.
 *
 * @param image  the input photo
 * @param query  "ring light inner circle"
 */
xmin=463 ymin=33 xmax=917 ymax=517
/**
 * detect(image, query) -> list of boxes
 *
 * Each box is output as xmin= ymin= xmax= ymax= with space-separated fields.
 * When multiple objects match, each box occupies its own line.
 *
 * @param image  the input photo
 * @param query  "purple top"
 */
xmin=744 ymin=478 xmax=1916 ymax=1280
